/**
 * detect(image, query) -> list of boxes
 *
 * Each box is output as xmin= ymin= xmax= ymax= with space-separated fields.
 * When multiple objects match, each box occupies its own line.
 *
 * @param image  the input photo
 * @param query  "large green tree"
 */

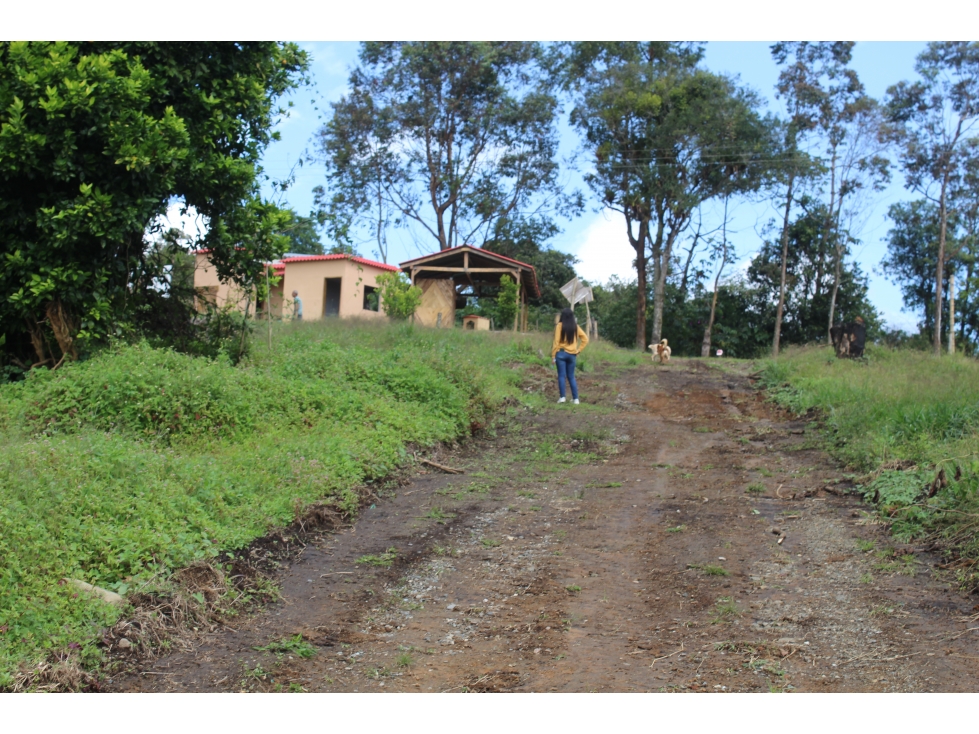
xmin=566 ymin=42 xmax=770 ymax=349
xmin=882 ymin=199 xmax=978 ymax=350
xmin=887 ymin=42 xmax=979 ymax=355
xmin=749 ymin=201 xmax=880 ymax=344
xmin=317 ymin=42 xmax=576 ymax=258
xmin=0 ymin=41 xmax=307 ymax=368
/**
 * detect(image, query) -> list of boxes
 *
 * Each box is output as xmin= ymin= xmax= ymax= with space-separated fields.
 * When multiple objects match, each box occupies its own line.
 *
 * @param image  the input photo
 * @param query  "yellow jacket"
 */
xmin=551 ymin=324 xmax=589 ymax=359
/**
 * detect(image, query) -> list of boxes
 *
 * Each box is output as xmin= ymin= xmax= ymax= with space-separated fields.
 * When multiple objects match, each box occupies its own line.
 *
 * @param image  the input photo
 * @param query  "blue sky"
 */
xmin=257 ymin=41 xmax=932 ymax=331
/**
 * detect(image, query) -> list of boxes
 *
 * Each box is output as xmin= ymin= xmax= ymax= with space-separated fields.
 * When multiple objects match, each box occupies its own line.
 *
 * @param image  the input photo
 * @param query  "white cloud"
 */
xmin=570 ymin=214 xmax=639 ymax=286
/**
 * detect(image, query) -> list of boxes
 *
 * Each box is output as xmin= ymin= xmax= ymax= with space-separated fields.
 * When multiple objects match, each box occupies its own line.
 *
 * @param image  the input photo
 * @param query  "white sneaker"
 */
xmin=573 ymin=399 xmax=580 ymax=405
xmin=557 ymin=397 xmax=566 ymax=404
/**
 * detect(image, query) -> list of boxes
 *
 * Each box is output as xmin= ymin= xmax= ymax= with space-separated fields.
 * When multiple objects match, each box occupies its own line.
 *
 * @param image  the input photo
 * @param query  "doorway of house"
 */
xmin=324 ymin=278 xmax=342 ymax=317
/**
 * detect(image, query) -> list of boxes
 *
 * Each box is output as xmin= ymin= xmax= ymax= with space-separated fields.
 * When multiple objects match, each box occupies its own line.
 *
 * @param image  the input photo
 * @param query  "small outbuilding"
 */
xmin=399 ymin=245 xmax=539 ymax=330
xmin=462 ymin=314 xmax=491 ymax=331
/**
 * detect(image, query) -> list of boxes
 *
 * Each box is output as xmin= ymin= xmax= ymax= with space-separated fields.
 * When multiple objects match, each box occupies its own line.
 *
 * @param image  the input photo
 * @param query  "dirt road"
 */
xmin=111 ymin=358 xmax=979 ymax=692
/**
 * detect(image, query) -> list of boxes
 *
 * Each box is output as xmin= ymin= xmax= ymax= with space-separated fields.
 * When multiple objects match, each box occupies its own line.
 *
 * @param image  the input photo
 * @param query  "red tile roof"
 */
xmin=281 ymin=254 xmax=400 ymax=272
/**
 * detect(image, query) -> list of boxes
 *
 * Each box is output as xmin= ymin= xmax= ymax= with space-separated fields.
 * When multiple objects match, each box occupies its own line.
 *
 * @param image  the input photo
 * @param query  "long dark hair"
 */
xmin=559 ymin=308 xmax=577 ymax=344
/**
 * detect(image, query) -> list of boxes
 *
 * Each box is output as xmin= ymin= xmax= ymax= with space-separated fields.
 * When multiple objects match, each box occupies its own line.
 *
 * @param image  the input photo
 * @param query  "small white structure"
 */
xmin=462 ymin=315 xmax=491 ymax=331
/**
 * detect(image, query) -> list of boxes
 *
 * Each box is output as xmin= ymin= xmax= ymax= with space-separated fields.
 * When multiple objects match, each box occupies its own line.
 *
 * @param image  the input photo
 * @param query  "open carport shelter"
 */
xmin=399 ymin=246 xmax=540 ymax=330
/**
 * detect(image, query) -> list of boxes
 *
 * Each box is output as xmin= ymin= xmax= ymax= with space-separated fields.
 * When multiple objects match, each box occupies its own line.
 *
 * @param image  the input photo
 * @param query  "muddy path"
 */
xmin=110 ymin=358 xmax=979 ymax=693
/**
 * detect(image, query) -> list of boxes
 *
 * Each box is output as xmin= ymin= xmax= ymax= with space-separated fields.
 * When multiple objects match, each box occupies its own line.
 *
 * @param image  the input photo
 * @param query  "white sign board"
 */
xmin=560 ymin=277 xmax=593 ymax=306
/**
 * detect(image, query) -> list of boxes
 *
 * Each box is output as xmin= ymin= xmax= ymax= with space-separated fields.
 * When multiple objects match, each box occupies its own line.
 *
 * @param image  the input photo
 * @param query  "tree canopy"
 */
xmin=317 ymin=42 xmax=578 ymax=258
xmin=0 ymin=41 xmax=308 ymax=368
xmin=565 ymin=42 xmax=772 ymax=348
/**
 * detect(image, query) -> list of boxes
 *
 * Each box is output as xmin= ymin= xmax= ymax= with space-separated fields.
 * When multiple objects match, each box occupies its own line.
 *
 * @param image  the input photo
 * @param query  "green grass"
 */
xmin=762 ymin=344 xmax=979 ymax=589
xmin=355 ymin=548 xmax=398 ymax=567
xmin=666 ymin=524 xmax=687 ymax=533
xmin=0 ymin=319 xmax=571 ymax=688
xmin=761 ymin=345 xmax=979 ymax=472
xmin=693 ymin=564 xmax=730 ymax=577
xmin=745 ymin=483 xmax=766 ymax=494
xmin=253 ymin=634 xmax=317 ymax=659
xmin=710 ymin=597 xmax=742 ymax=624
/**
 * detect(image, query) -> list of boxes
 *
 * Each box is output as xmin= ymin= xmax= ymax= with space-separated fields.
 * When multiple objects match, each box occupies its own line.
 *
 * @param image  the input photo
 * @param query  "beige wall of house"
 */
xmin=194 ymin=252 xmax=252 ymax=312
xmin=193 ymin=253 xmax=393 ymax=322
xmin=280 ymin=259 xmax=388 ymax=321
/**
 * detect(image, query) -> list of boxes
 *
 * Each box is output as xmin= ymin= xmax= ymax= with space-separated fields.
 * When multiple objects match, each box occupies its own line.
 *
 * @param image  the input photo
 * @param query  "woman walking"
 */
xmin=551 ymin=308 xmax=589 ymax=404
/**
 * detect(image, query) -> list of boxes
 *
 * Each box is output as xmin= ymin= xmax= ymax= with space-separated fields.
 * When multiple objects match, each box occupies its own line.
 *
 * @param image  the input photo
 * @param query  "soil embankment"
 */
xmin=110 ymin=358 xmax=979 ymax=692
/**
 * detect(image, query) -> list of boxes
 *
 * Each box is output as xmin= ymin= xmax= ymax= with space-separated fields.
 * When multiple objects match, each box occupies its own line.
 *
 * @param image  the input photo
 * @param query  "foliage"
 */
xmin=589 ymin=207 xmax=881 ymax=359
xmin=496 ymin=275 xmax=520 ymax=330
xmin=747 ymin=201 xmax=882 ymax=344
xmin=280 ymin=210 xmax=325 ymax=255
xmin=317 ymin=42 xmax=577 ymax=254
xmin=566 ymin=42 xmax=773 ymax=348
xmin=761 ymin=344 xmax=979 ymax=588
xmin=375 ymin=272 xmax=422 ymax=321
xmin=883 ymin=200 xmax=955 ymax=335
xmin=481 ymin=217 xmax=578 ymax=312
xmin=0 ymin=41 xmax=308 ymax=368
xmin=0 ymin=319 xmax=546 ymax=686
xmin=886 ymin=42 xmax=979 ymax=353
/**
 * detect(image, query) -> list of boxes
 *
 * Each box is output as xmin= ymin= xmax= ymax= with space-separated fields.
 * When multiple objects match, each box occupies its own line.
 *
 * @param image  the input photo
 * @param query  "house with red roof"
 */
xmin=194 ymin=251 xmax=400 ymax=321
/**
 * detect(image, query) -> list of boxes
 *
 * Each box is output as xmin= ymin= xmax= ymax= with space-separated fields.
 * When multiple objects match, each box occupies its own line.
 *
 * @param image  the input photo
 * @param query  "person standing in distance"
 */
xmin=551 ymin=307 xmax=589 ymax=404
xmin=292 ymin=290 xmax=303 ymax=321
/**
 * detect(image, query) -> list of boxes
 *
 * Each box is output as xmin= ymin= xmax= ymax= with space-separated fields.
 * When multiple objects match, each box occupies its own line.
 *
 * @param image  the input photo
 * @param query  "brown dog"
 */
xmin=648 ymin=338 xmax=671 ymax=364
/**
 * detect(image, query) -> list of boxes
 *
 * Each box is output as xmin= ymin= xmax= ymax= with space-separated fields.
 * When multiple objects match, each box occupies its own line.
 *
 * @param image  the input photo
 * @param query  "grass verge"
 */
xmin=0 ymin=319 xmax=576 ymax=688
xmin=761 ymin=344 xmax=979 ymax=589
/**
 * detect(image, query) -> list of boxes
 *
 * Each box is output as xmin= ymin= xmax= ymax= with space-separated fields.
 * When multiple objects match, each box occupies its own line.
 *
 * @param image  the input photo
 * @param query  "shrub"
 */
xmin=375 ymin=272 xmax=422 ymax=321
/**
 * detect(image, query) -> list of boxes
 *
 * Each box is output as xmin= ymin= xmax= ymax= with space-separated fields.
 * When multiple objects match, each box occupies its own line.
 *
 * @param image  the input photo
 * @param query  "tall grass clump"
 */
xmin=0 ymin=319 xmax=553 ymax=687
xmin=761 ymin=345 xmax=979 ymax=471
xmin=762 ymin=344 xmax=979 ymax=589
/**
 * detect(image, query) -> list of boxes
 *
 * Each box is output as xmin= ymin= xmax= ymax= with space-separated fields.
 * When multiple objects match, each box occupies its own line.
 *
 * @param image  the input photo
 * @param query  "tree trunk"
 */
xmin=962 ymin=258 xmax=973 ymax=345
xmin=949 ymin=268 xmax=956 ymax=355
xmin=934 ymin=177 xmax=949 ymax=356
xmin=702 ymin=198 xmax=729 ymax=358
xmin=773 ymin=171 xmax=795 ymax=358
xmin=376 ymin=163 xmax=387 ymax=263
xmin=678 ymin=215 xmax=703 ymax=300
xmin=827 ymin=242 xmax=843 ymax=337
xmin=25 ymin=317 xmax=48 ymax=365
xmin=45 ymin=300 xmax=78 ymax=363
xmin=633 ymin=219 xmax=650 ymax=350
xmin=650 ymin=220 xmax=674 ymax=347
xmin=237 ymin=294 xmax=252 ymax=363
xmin=824 ymin=150 xmax=839 ymax=342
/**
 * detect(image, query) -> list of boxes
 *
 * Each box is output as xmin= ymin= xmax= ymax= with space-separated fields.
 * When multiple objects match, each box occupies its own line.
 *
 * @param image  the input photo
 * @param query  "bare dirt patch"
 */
xmin=106 ymin=358 xmax=979 ymax=693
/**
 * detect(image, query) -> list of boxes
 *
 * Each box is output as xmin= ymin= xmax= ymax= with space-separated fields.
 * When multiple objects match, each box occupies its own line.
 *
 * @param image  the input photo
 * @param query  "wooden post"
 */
xmin=512 ymin=274 xmax=521 ymax=333
xmin=265 ymin=265 xmax=272 ymax=352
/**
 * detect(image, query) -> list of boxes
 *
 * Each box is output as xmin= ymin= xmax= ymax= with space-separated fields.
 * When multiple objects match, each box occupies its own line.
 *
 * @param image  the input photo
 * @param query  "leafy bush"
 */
xmin=496 ymin=274 xmax=520 ymax=330
xmin=375 ymin=272 xmax=422 ymax=320
xmin=0 ymin=320 xmax=540 ymax=685
xmin=761 ymin=344 xmax=979 ymax=589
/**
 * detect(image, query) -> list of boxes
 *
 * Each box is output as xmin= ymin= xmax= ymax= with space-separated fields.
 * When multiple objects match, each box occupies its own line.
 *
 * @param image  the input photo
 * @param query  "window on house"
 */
xmin=363 ymin=285 xmax=379 ymax=312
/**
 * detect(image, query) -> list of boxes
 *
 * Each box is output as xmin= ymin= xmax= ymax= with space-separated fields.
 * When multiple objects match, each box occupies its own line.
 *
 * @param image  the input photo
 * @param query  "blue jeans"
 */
xmin=555 ymin=350 xmax=578 ymax=400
